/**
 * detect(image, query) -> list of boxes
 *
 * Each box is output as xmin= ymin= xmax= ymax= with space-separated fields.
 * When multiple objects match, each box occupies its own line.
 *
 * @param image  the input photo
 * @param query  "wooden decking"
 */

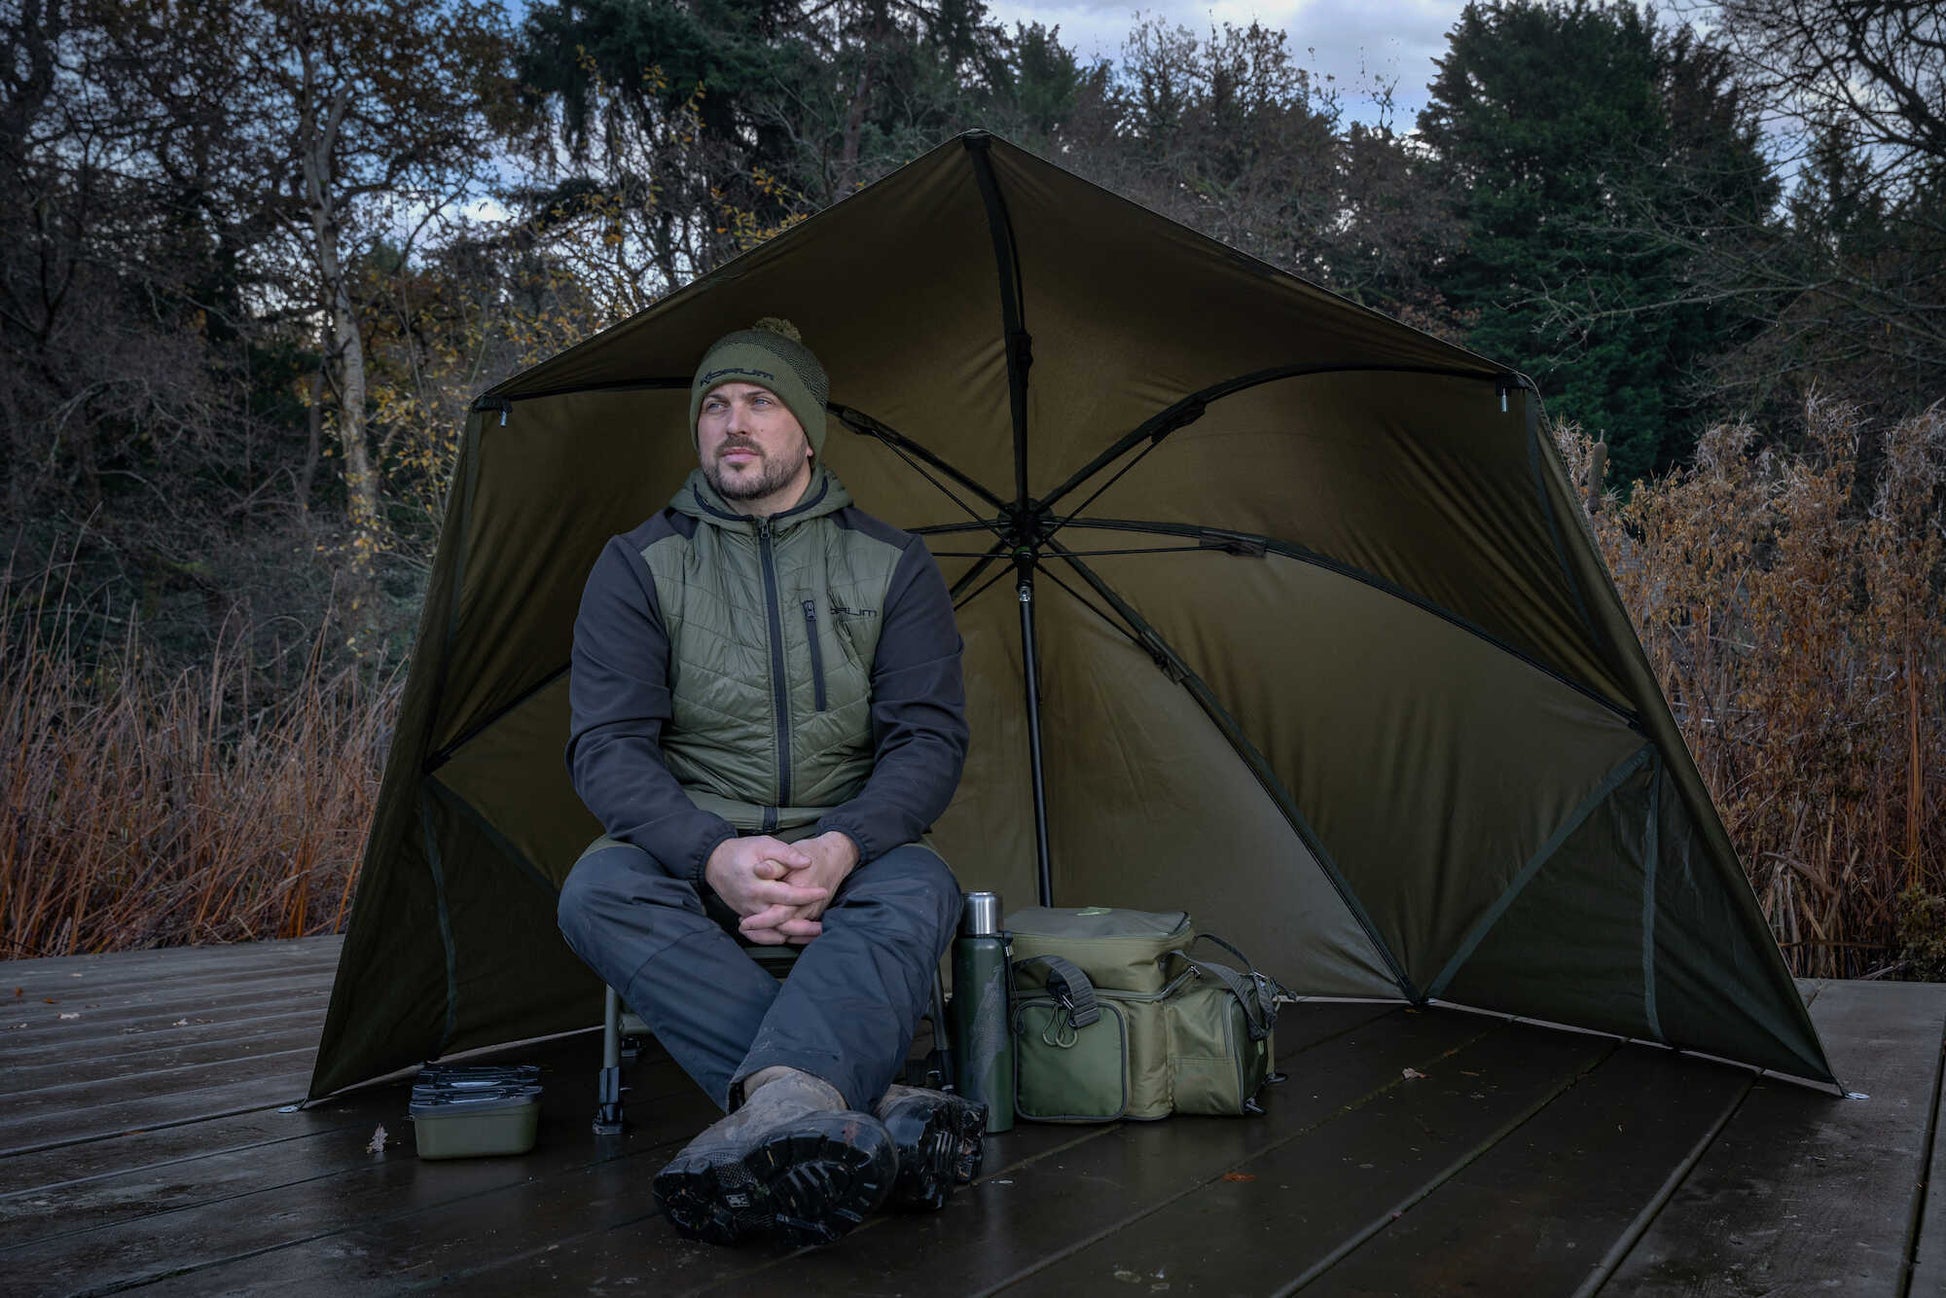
xmin=3 ymin=937 xmax=1943 ymax=1296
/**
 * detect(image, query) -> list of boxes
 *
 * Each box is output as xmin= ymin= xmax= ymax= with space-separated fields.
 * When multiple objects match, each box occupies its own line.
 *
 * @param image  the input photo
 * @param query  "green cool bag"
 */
xmin=1007 ymin=907 xmax=1284 ymax=1123
xmin=1010 ymin=907 xmax=1192 ymax=1121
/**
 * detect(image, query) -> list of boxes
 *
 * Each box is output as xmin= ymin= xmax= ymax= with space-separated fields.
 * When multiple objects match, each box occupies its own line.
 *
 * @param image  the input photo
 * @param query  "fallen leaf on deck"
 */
xmin=1402 ymin=1067 xmax=1428 ymax=1080
xmin=366 ymin=1125 xmax=389 ymax=1154
xmin=1221 ymin=1172 xmax=1257 ymax=1182
xmin=42 ymin=998 xmax=56 ymax=1004
xmin=172 ymin=1018 xmax=190 ymax=1026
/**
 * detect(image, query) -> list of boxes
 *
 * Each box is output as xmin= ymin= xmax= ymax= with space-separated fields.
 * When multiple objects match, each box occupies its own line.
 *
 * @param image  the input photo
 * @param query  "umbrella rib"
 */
xmin=911 ymin=521 xmax=1006 ymax=536
xmin=964 ymin=135 xmax=1031 ymax=511
xmin=830 ymin=404 xmax=1007 ymax=513
xmin=471 ymin=377 xmax=691 ymax=411
xmin=1057 ymin=517 xmax=1637 ymax=725
xmin=953 ymin=561 xmax=1016 ymax=612
xmin=1043 ymin=539 xmax=1421 ymax=1001
xmin=1040 ymin=364 xmax=1520 ymax=515
xmin=1037 ymin=564 xmax=1146 ymax=647
xmin=1048 ymin=435 xmax=1168 ymax=533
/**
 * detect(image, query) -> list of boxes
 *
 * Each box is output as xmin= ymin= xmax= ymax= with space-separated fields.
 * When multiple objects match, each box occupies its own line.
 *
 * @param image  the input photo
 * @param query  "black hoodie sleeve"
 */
xmin=815 ymin=538 xmax=969 ymax=862
xmin=565 ymin=531 xmax=736 ymax=882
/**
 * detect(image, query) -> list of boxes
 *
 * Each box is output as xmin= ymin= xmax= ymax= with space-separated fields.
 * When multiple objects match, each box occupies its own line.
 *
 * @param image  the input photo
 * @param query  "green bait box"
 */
xmin=408 ymin=1064 xmax=542 ymax=1159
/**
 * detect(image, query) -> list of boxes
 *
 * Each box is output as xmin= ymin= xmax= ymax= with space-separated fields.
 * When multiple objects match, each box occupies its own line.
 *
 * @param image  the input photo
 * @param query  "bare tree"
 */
xmin=245 ymin=0 xmax=509 ymax=619
xmin=1710 ymin=0 xmax=1944 ymax=196
xmin=1668 ymin=2 xmax=1946 ymax=413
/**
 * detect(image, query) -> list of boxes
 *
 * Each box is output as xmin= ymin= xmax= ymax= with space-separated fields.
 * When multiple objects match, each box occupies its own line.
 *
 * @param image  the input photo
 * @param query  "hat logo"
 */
xmin=701 ymin=366 xmax=776 ymax=385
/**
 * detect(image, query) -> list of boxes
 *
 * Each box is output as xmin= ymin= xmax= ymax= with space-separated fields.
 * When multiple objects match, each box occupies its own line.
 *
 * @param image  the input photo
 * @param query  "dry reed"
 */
xmin=1563 ymin=397 xmax=1945 ymax=977
xmin=0 ymin=590 xmax=392 ymax=958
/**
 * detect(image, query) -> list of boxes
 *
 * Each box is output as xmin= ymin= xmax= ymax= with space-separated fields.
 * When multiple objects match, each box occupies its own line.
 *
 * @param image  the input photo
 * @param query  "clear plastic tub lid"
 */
xmin=408 ymin=1085 xmax=541 ymax=1119
xmin=414 ymin=1064 xmax=540 ymax=1089
xmin=409 ymin=1063 xmax=542 ymax=1114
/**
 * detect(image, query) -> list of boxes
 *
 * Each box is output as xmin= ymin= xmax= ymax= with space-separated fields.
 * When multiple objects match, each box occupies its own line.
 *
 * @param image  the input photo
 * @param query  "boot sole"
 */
xmin=653 ymin=1111 xmax=896 ymax=1248
xmin=881 ymin=1092 xmax=988 ymax=1211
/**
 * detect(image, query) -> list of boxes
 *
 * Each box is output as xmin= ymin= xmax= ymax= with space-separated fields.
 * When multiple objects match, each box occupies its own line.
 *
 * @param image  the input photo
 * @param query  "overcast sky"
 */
xmin=983 ymin=0 xmax=1468 ymax=126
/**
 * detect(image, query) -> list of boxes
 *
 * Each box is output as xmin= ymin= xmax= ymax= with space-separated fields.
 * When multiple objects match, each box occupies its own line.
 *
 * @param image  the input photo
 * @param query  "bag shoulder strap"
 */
xmin=1013 ymin=955 xmax=1101 ymax=1028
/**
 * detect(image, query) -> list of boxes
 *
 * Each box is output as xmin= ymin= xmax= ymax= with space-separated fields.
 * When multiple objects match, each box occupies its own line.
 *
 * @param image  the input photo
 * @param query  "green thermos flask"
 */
xmin=951 ymin=891 xmax=1014 ymax=1132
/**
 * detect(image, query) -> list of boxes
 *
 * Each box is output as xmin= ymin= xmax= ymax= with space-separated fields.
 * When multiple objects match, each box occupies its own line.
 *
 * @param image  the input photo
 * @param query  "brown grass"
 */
xmin=0 ymin=593 xmax=392 ymax=958
xmin=1563 ymin=397 xmax=1945 ymax=977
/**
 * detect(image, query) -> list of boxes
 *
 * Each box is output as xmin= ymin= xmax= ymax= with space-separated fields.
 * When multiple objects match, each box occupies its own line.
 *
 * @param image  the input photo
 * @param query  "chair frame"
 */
xmin=594 ymin=951 xmax=953 ymax=1133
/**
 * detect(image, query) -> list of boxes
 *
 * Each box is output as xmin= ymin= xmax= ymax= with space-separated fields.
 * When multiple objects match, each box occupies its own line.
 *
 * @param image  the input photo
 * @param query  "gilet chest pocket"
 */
xmin=800 ymin=599 xmax=828 ymax=712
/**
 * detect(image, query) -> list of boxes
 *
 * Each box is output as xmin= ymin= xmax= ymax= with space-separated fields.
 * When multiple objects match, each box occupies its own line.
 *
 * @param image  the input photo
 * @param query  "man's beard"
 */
xmin=704 ymin=443 xmax=801 ymax=502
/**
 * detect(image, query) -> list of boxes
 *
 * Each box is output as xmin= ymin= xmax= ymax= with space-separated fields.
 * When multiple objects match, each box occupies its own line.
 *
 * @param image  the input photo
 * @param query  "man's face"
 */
xmin=696 ymin=381 xmax=813 ymax=509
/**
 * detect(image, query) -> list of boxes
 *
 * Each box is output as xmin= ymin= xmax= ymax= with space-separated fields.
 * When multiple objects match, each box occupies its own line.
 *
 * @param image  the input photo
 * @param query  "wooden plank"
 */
xmin=1300 ymin=1043 xmax=1755 ymax=1296
xmin=1604 ymin=978 xmax=1946 ymax=1295
xmin=1 ymin=936 xmax=342 ymax=983
xmin=0 ymin=1103 xmax=376 ymax=1242
xmin=1 ymin=1044 xmax=321 ymax=1124
xmin=128 ymin=1003 xmax=1403 ymax=1296
xmin=0 ymin=1018 xmax=327 ymax=1088
xmin=0 ymin=972 xmax=332 ymax=1045
xmin=0 ymin=1063 xmax=324 ymax=1159
xmin=987 ymin=1019 xmax=1615 ymax=1296
xmin=3 ymin=1004 xmax=330 ymax=1064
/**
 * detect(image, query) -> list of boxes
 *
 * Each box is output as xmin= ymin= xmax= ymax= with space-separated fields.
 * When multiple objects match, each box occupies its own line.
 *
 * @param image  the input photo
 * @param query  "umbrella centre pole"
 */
xmin=1012 ymin=541 xmax=1055 ymax=907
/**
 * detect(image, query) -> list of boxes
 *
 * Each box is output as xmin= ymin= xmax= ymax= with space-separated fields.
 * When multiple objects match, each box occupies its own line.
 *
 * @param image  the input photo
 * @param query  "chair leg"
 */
xmin=595 ymin=985 xmax=626 ymax=1135
xmin=928 ymin=970 xmax=955 ymax=1091
xmin=904 ymin=970 xmax=955 ymax=1090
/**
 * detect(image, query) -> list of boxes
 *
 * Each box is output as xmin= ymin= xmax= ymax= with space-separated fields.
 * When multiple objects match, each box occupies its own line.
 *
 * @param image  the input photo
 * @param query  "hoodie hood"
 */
xmin=669 ymin=464 xmax=852 ymax=530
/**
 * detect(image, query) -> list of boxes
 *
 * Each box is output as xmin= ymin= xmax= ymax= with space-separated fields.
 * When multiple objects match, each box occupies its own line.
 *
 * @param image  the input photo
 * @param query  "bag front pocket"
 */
xmin=1014 ymin=997 xmax=1129 ymax=1122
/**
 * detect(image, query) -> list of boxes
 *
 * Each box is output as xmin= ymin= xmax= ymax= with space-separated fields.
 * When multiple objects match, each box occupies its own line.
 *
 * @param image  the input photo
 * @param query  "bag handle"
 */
xmin=1166 ymin=935 xmax=1282 ymax=1043
xmin=1013 ymin=955 xmax=1101 ymax=1029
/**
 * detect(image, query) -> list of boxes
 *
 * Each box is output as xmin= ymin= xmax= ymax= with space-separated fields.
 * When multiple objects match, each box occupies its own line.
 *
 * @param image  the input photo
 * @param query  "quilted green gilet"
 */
xmin=640 ymin=467 xmax=905 ymax=834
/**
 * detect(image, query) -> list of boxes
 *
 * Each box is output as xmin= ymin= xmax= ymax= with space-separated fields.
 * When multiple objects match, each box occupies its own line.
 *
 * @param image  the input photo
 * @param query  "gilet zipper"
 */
xmin=756 ymin=518 xmax=792 ymax=806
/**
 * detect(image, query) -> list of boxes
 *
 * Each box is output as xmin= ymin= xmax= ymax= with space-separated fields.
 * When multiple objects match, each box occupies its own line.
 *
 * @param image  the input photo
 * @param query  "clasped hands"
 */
xmin=703 ymin=830 xmax=860 ymax=946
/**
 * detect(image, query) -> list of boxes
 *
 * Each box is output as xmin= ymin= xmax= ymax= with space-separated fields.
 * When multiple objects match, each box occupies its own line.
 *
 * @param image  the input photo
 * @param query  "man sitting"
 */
xmin=556 ymin=318 xmax=983 ymax=1247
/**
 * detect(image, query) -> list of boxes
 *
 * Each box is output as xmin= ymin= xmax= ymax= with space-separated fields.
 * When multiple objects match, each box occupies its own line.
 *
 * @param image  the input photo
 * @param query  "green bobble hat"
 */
xmin=689 ymin=318 xmax=830 ymax=455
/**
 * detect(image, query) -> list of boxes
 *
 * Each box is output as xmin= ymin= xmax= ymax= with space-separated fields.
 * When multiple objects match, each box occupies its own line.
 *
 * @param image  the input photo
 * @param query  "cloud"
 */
xmin=983 ymin=0 xmax=1464 ymax=124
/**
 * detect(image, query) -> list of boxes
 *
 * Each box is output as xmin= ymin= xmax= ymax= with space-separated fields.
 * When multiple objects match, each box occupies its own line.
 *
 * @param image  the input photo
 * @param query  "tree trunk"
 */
xmin=299 ymin=76 xmax=381 ymax=640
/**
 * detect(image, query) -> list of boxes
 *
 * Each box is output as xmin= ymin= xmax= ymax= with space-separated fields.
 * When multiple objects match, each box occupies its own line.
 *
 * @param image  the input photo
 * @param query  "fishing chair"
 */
xmin=594 ymin=947 xmax=952 ymax=1134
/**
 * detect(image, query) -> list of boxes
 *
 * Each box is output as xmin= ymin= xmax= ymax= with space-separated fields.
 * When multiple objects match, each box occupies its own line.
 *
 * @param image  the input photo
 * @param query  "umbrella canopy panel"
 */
xmin=310 ymin=133 xmax=1830 ymax=1099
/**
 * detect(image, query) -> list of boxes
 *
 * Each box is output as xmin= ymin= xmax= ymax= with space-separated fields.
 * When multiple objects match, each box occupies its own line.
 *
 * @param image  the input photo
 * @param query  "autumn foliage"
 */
xmin=1563 ymin=399 xmax=1945 ymax=977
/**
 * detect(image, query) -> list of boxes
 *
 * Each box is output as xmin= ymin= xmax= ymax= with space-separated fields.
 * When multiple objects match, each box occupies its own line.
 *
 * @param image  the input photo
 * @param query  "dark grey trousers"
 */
xmin=557 ymin=840 xmax=960 ymax=1112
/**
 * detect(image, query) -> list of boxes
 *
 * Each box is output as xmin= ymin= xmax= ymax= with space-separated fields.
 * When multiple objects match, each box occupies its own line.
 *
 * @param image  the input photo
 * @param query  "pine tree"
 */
xmin=1419 ymin=1 xmax=1775 ymax=480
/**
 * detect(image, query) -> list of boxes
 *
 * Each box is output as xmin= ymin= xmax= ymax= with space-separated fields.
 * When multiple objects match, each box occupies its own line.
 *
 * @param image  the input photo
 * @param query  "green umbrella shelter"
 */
xmin=309 ymin=132 xmax=1831 ymax=1099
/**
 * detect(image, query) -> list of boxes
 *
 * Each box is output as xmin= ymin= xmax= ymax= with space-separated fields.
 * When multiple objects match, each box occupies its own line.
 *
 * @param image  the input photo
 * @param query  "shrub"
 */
xmin=1562 ymin=398 xmax=1945 ymax=977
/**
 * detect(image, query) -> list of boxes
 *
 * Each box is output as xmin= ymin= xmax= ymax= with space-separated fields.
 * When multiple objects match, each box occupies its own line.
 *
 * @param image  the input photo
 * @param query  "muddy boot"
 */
xmin=652 ymin=1067 xmax=897 ymax=1247
xmin=875 ymin=1084 xmax=988 ymax=1211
